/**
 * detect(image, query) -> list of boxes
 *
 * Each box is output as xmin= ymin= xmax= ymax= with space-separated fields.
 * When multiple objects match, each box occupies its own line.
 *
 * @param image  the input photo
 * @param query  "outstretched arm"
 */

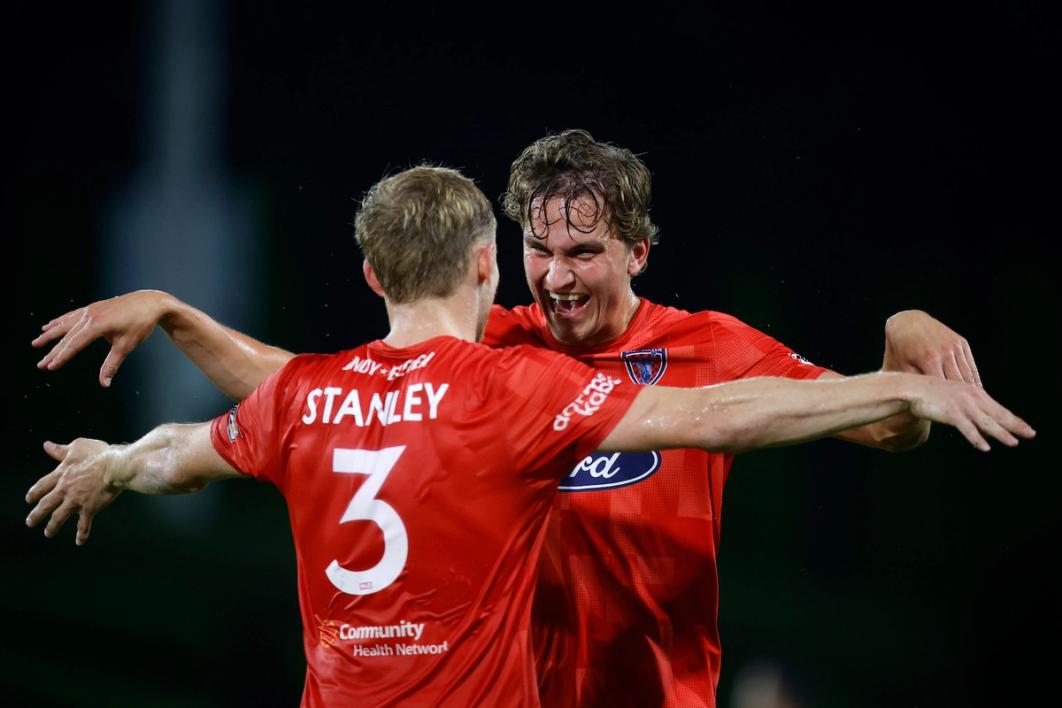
xmin=25 ymin=423 xmax=242 ymax=546
xmin=33 ymin=290 xmax=294 ymax=400
xmin=600 ymin=371 xmax=1033 ymax=455
xmin=830 ymin=310 xmax=982 ymax=451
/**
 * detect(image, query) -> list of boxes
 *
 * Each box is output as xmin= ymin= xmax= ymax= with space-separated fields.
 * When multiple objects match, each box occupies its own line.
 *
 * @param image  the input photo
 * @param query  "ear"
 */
xmin=627 ymin=238 xmax=651 ymax=276
xmin=363 ymin=260 xmax=386 ymax=297
xmin=475 ymin=242 xmax=496 ymax=285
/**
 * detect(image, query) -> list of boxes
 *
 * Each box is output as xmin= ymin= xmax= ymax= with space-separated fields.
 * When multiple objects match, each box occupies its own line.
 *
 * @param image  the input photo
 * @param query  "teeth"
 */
xmin=549 ymin=293 xmax=586 ymax=301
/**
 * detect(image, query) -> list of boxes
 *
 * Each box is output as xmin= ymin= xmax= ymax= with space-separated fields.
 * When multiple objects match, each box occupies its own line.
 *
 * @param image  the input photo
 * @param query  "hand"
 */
xmin=907 ymin=376 xmax=1034 ymax=452
xmin=32 ymin=290 xmax=175 ymax=387
xmin=26 ymin=439 xmax=123 ymax=545
xmin=885 ymin=310 xmax=981 ymax=386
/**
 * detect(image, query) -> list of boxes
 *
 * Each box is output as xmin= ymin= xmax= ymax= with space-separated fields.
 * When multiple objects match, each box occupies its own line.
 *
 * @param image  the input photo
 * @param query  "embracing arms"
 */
xmin=601 ymin=370 xmax=1033 ymax=455
xmin=24 ymin=423 xmax=240 ymax=545
xmin=33 ymin=290 xmax=293 ymax=399
xmin=829 ymin=310 xmax=981 ymax=451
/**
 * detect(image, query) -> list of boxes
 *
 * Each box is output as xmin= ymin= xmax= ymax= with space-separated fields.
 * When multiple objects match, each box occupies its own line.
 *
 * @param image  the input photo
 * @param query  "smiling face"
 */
xmin=523 ymin=194 xmax=649 ymax=348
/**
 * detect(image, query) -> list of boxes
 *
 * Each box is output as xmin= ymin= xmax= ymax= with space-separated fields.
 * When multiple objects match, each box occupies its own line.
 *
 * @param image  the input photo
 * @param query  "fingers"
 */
xmin=76 ymin=510 xmax=95 ymax=546
xmin=979 ymin=396 xmax=1036 ymax=440
xmin=931 ymin=346 xmax=981 ymax=387
xmin=36 ymin=318 xmax=94 ymax=371
xmin=31 ymin=308 xmax=84 ymax=347
xmin=25 ymin=486 xmax=65 ymax=530
xmin=942 ymin=353 xmax=964 ymax=383
xmin=973 ymin=412 xmax=1020 ymax=447
xmin=957 ymin=391 xmax=1035 ymax=451
xmin=43 ymin=502 xmax=76 ymax=539
xmin=26 ymin=468 xmax=61 ymax=504
xmin=98 ymin=343 xmax=131 ymax=388
xmin=961 ymin=342 xmax=982 ymax=387
xmin=953 ymin=416 xmax=991 ymax=452
xmin=42 ymin=440 xmax=68 ymax=462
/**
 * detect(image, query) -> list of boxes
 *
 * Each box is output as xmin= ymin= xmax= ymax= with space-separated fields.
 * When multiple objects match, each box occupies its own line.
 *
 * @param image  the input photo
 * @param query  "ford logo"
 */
xmin=559 ymin=451 xmax=661 ymax=492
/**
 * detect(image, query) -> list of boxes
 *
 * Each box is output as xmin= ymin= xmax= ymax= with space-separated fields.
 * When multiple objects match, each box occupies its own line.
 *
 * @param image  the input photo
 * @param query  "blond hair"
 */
xmin=355 ymin=166 xmax=497 ymax=303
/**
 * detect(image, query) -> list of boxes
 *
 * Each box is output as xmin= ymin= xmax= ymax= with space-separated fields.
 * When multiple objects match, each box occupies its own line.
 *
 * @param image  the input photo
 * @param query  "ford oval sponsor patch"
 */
xmin=621 ymin=348 xmax=667 ymax=385
xmin=559 ymin=451 xmax=661 ymax=491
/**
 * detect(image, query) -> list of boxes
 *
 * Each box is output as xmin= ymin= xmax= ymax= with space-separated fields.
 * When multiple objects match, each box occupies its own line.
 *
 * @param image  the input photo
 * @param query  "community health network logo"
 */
xmin=621 ymin=348 xmax=667 ymax=385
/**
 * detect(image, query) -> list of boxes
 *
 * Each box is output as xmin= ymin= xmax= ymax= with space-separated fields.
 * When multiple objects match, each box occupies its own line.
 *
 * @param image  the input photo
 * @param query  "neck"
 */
xmin=381 ymin=290 xmax=482 ymax=349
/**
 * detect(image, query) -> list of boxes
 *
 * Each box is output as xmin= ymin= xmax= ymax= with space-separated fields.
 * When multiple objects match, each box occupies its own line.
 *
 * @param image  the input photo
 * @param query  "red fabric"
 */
xmin=210 ymin=335 xmax=637 ymax=707
xmin=483 ymin=300 xmax=827 ymax=708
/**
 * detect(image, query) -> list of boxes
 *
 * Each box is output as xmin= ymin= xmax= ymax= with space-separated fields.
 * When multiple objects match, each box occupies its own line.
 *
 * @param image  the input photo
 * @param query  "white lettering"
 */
xmin=338 ymin=621 xmax=425 ymax=641
xmin=331 ymin=389 xmax=364 ymax=426
xmin=386 ymin=390 xmax=402 ymax=425
xmin=396 ymin=641 xmax=449 ymax=655
xmin=402 ymin=383 xmax=424 ymax=422
xmin=342 ymin=355 xmax=384 ymax=376
xmin=301 ymin=383 xmax=449 ymax=428
xmin=302 ymin=388 xmax=321 ymax=424
xmin=321 ymin=387 xmax=343 ymax=424
xmin=424 ymin=383 xmax=448 ymax=418
xmin=554 ymin=373 xmax=622 ymax=431
xmin=569 ymin=452 xmax=622 ymax=479
xmin=366 ymin=392 xmax=388 ymax=427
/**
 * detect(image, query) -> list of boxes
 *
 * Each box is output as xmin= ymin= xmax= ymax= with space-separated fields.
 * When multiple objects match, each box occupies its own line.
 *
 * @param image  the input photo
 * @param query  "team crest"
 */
xmin=621 ymin=348 xmax=668 ymax=385
xmin=226 ymin=405 xmax=241 ymax=442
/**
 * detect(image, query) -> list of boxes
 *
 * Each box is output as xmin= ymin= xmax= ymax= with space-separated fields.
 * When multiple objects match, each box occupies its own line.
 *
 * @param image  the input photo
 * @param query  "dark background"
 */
xmin=5 ymin=2 xmax=1059 ymax=706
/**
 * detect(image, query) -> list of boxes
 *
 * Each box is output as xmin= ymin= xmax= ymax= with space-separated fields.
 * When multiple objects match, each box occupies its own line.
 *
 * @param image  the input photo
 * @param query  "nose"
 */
xmin=543 ymin=256 xmax=575 ymax=291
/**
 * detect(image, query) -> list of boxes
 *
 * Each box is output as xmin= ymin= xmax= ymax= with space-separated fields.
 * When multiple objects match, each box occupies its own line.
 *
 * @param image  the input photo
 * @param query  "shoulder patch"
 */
xmin=621 ymin=348 xmax=668 ymax=385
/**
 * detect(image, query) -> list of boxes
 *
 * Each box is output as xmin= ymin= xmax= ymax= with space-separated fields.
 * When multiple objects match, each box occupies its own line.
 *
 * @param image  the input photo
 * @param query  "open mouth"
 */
xmin=548 ymin=292 xmax=590 ymax=317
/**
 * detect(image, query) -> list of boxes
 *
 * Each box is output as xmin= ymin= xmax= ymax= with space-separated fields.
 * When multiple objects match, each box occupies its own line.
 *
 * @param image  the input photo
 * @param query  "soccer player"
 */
xmin=34 ymin=133 xmax=993 ymax=707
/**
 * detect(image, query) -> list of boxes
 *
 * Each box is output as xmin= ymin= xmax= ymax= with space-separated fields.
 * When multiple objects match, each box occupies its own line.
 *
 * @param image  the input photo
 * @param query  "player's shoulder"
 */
xmin=454 ymin=338 xmax=567 ymax=375
xmin=637 ymin=300 xmax=751 ymax=345
xmin=285 ymin=349 xmax=363 ymax=373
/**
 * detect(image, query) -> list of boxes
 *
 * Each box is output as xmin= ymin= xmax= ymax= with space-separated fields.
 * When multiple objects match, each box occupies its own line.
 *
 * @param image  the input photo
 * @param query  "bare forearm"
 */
xmin=699 ymin=373 xmax=915 ymax=452
xmin=25 ymin=423 xmax=242 ymax=544
xmin=159 ymin=298 xmax=294 ymax=400
xmin=833 ymin=413 xmax=930 ymax=451
xmin=820 ymin=370 xmax=931 ymax=451
xmin=606 ymin=373 xmax=913 ymax=453
xmin=103 ymin=422 xmax=243 ymax=495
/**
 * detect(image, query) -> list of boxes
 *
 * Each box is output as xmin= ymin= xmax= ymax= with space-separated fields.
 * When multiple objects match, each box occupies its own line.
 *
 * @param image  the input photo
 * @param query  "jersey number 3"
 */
xmin=326 ymin=446 xmax=408 ymax=595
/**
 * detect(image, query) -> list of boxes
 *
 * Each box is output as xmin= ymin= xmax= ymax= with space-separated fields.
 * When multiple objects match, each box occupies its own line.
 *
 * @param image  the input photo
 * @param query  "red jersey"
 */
xmin=209 ymin=336 xmax=638 ymax=707
xmin=482 ymin=300 xmax=828 ymax=707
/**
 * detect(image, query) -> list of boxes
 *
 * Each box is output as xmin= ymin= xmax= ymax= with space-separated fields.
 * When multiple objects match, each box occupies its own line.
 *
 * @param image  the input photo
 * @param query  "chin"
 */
xmin=547 ymin=321 xmax=582 ymax=346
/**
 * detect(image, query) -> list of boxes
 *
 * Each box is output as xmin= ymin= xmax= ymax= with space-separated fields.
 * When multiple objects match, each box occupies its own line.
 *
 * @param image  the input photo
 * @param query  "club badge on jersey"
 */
xmin=621 ymin=348 xmax=668 ymax=385
xmin=561 ymin=348 xmax=668 ymax=492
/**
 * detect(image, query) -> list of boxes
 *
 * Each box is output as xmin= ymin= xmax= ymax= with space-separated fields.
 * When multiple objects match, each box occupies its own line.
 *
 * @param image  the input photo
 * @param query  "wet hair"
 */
xmin=502 ymin=129 xmax=659 ymax=247
xmin=354 ymin=165 xmax=496 ymax=303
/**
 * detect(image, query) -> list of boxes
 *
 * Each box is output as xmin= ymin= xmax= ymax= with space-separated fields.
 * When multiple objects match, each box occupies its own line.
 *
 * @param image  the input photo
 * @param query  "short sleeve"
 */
xmin=480 ymin=346 xmax=640 ymax=470
xmin=709 ymin=313 xmax=828 ymax=381
xmin=210 ymin=360 xmax=299 ymax=486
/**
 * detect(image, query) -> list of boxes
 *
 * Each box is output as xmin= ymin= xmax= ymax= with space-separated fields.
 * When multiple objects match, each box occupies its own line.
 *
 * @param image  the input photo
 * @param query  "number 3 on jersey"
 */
xmin=326 ymin=446 xmax=408 ymax=595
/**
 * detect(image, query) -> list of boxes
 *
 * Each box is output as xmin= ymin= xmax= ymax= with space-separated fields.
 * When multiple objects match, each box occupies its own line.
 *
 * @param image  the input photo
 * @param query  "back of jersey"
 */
xmin=210 ymin=335 xmax=637 ymax=707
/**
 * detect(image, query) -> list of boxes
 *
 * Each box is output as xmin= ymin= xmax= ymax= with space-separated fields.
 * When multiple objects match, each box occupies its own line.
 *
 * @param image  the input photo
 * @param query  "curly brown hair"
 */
xmin=355 ymin=165 xmax=496 ymax=303
xmin=502 ymin=129 xmax=659 ymax=247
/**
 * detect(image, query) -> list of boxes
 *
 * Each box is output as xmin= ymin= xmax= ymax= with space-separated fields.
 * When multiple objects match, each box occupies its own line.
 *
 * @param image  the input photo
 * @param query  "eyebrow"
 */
xmin=522 ymin=235 xmax=607 ymax=252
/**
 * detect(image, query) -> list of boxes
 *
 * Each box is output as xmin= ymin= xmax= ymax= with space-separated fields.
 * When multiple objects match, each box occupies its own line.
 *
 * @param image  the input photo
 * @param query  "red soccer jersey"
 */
xmin=482 ymin=299 xmax=828 ymax=708
xmin=209 ymin=336 xmax=638 ymax=707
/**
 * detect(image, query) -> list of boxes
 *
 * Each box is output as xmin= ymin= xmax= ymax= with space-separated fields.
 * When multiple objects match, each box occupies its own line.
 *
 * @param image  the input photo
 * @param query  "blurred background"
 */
xmin=5 ymin=2 xmax=1059 ymax=706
